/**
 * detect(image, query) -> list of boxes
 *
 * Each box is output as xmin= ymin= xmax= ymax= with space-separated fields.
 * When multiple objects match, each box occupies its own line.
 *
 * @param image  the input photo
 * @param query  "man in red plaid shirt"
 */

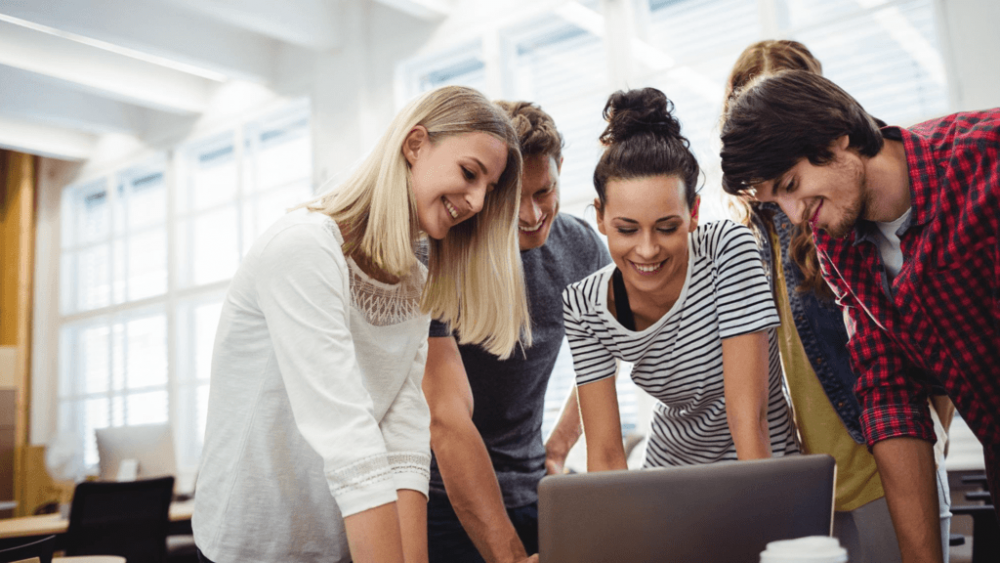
xmin=719 ymin=70 xmax=998 ymax=563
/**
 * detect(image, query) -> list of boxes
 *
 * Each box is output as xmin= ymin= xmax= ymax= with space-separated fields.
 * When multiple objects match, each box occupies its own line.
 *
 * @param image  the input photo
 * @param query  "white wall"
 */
xmin=940 ymin=0 xmax=1000 ymax=112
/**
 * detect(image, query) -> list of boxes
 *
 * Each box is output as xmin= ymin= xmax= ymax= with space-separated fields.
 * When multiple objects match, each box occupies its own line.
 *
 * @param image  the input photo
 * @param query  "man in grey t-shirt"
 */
xmin=423 ymin=101 xmax=611 ymax=563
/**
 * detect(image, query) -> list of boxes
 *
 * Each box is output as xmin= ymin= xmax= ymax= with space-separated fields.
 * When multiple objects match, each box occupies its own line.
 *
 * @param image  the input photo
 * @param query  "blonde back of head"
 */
xmin=724 ymin=39 xmax=823 ymax=115
xmin=309 ymin=85 xmax=531 ymax=358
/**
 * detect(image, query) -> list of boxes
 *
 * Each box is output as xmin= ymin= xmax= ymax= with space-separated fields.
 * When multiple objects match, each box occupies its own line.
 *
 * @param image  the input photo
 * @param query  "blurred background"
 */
xmin=0 ymin=0 xmax=997 ymax=514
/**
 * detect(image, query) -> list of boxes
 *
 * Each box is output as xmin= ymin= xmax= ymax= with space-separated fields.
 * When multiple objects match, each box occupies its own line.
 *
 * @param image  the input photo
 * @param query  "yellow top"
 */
xmin=769 ymin=230 xmax=884 ymax=512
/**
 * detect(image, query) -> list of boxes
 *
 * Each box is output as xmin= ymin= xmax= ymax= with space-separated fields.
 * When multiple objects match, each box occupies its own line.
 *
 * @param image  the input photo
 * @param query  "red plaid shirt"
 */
xmin=815 ymin=110 xmax=1000 ymax=449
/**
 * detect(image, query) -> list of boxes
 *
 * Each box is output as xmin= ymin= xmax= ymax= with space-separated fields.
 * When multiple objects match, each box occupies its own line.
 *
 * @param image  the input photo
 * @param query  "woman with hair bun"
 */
xmin=562 ymin=87 xmax=797 ymax=472
xmin=193 ymin=85 xmax=531 ymax=563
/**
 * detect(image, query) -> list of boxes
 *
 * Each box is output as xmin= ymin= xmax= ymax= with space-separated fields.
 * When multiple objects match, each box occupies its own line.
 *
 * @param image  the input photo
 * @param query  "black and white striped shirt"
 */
xmin=562 ymin=220 xmax=797 ymax=466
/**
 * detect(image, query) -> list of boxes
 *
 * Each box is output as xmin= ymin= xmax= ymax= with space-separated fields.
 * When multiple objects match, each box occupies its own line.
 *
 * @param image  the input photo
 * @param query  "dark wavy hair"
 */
xmin=723 ymin=41 xmax=833 ymax=299
xmin=720 ymin=70 xmax=884 ymax=197
xmin=594 ymin=88 xmax=700 ymax=209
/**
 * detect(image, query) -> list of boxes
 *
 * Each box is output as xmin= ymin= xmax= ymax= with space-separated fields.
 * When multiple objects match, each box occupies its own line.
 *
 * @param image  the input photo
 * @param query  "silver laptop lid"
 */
xmin=538 ymin=454 xmax=835 ymax=563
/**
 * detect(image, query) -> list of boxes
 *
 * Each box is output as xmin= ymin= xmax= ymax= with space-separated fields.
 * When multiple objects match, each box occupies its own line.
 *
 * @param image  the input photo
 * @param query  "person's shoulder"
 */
xmin=252 ymin=211 xmax=345 ymax=267
xmin=550 ymin=213 xmax=602 ymax=248
xmin=911 ymin=110 xmax=1000 ymax=155
xmin=692 ymin=219 xmax=756 ymax=259
xmin=912 ymin=109 xmax=1000 ymax=136
xmin=562 ymin=263 xmax=613 ymax=310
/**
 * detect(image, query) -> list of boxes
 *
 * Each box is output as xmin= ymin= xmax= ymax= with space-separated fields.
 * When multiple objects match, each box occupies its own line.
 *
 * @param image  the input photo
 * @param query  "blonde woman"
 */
xmin=192 ymin=86 xmax=531 ymax=563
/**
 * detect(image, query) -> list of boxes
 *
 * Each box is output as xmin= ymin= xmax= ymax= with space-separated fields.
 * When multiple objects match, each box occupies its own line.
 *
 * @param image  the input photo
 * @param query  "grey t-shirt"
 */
xmin=428 ymin=213 xmax=611 ymax=508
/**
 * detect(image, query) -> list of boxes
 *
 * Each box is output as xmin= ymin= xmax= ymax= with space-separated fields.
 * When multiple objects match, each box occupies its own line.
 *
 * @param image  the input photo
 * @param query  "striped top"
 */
xmin=562 ymin=220 xmax=797 ymax=466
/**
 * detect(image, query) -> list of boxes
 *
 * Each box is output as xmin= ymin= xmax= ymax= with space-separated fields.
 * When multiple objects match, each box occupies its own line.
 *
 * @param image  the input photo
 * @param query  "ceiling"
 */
xmin=0 ymin=0 xmax=451 ymax=161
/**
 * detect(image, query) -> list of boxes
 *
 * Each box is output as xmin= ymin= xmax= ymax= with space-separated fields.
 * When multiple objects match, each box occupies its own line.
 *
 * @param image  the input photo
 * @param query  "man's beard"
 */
xmin=825 ymin=161 xmax=867 ymax=239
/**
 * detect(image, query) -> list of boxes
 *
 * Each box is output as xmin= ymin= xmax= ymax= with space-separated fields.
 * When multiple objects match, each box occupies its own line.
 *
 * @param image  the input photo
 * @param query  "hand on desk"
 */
xmin=544 ymin=454 xmax=566 ymax=476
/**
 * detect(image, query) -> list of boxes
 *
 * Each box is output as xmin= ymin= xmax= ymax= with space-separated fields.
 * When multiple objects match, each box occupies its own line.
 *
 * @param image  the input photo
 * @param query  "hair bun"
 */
xmin=600 ymin=88 xmax=683 ymax=146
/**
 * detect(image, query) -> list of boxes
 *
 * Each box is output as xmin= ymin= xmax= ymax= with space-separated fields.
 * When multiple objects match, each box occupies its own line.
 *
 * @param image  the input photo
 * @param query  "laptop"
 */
xmin=538 ymin=454 xmax=836 ymax=563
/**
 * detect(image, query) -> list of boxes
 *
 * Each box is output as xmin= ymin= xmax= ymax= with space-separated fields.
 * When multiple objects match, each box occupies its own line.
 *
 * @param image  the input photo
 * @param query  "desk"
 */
xmin=0 ymin=500 xmax=193 ymax=540
xmin=55 ymin=557 xmax=127 ymax=563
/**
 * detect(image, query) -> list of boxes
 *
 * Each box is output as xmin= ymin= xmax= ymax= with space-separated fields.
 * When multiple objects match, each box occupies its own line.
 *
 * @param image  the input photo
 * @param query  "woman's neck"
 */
xmin=610 ymin=246 xmax=689 ymax=332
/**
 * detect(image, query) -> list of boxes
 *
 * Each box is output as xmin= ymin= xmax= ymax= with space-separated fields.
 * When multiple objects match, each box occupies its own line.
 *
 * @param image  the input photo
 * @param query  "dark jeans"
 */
xmin=427 ymin=491 xmax=538 ymax=563
xmin=986 ymin=442 xmax=1000 ymax=525
xmin=196 ymin=548 xmax=215 ymax=563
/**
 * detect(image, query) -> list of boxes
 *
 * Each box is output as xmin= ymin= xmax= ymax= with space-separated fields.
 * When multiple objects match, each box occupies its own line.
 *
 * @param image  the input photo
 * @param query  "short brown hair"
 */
xmin=720 ymin=70 xmax=884 ymax=197
xmin=495 ymin=100 xmax=563 ymax=162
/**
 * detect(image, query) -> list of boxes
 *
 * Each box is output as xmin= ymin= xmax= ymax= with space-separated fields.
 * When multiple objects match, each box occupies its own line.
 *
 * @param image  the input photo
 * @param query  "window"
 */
xmin=56 ymin=100 xmax=313 ymax=474
xmin=60 ymin=162 xmax=169 ymax=314
xmin=399 ymin=43 xmax=488 ymax=104
xmin=789 ymin=0 xmax=948 ymax=126
xmin=505 ymin=6 xmax=610 ymax=218
xmin=641 ymin=0 xmax=763 ymax=222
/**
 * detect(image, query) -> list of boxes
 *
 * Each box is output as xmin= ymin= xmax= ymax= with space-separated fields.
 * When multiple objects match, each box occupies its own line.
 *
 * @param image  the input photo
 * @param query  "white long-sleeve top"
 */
xmin=193 ymin=210 xmax=431 ymax=563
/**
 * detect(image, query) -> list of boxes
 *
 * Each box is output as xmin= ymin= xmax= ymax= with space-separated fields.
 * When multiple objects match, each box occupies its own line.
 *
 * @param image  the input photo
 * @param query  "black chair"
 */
xmin=0 ymin=535 xmax=56 ymax=563
xmin=951 ymin=472 xmax=999 ymax=563
xmin=64 ymin=476 xmax=175 ymax=563
xmin=952 ymin=504 xmax=999 ymax=563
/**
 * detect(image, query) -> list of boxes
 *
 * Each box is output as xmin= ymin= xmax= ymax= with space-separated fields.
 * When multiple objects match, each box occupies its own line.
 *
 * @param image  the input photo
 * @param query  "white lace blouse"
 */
xmin=193 ymin=210 xmax=431 ymax=563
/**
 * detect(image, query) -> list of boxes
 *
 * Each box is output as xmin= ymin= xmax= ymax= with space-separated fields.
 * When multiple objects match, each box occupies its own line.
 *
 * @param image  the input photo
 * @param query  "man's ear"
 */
xmin=594 ymin=197 xmax=607 ymax=235
xmin=556 ymin=156 xmax=564 ymax=174
xmin=835 ymin=134 xmax=850 ymax=152
xmin=403 ymin=125 xmax=429 ymax=166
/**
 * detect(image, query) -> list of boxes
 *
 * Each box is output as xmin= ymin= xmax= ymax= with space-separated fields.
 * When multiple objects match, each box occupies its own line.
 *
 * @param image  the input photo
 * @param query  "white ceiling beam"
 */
xmin=373 ymin=0 xmax=451 ymax=20
xmin=0 ymin=0 xmax=277 ymax=83
xmin=0 ymin=116 xmax=97 ymax=161
xmin=165 ymin=0 xmax=342 ymax=51
xmin=0 ymin=17 xmax=214 ymax=115
xmin=0 ymin=67 xmax=146 ymax=136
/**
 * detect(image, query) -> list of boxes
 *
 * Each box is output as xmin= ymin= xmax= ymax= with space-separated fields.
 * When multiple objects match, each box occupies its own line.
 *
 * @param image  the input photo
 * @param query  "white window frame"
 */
xmin=33 ymin=98 xmax=314 ymax=480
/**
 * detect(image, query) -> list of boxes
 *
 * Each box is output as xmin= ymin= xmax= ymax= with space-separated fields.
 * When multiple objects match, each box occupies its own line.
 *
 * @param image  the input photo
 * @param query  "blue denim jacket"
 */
xmin=754 ymin=204 xmax=865 ymax=444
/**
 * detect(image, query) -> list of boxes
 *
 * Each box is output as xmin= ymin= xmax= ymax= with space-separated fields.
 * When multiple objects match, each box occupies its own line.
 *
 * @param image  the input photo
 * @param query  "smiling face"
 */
xmin=596 ymin=175 xmax=698 ymax=299
xmin=518 ymin=154 xmax=561 ymax=251
xmin=754 ymin=135 xmax=868 ymax=239
xmin=404 ymin=128 xmax=508 ymax=240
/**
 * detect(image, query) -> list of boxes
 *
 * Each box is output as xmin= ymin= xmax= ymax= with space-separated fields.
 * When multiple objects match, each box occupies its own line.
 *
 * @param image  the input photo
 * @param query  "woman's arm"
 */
xmin=254 ymin=224 xmax=414 ymax=561
xmin=720 ymin=331 xmax=772 ymax=460
xmin=379 ymin=339 xmax=434 ymax=563
xmin=397 ymin=490 xmax=428 ymax=563
xmin=578 ymin=373 xmax=627 ymax=472
xmin=344 ymin=503 xmax=406 ymax=563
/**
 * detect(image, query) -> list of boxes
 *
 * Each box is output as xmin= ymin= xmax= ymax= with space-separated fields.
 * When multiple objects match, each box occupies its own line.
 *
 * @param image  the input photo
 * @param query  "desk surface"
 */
xmin=55 ymin=557 xmax=127 ymax=563
xmin=0 ymin=500 xmax=193 ymax=540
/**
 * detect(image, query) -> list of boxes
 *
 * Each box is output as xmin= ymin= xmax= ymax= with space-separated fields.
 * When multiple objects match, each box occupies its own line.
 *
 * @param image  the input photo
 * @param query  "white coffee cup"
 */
xmin=759 ymin=536 xmax=848 ymax=563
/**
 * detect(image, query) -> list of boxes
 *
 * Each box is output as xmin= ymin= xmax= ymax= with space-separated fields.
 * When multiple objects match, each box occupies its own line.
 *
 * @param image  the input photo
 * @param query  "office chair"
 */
xmin=64 ymin=476 xmax=175 ymax=563
xmin=0 ymin=534 xmax=56 ymax=563
xmin=951 ymin=473 xmax=999 ymax=563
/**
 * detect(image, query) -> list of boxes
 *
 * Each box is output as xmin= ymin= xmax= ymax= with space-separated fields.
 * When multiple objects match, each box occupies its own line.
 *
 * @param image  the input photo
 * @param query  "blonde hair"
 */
xmin=308 ymin=85 xmax=531 ymax=358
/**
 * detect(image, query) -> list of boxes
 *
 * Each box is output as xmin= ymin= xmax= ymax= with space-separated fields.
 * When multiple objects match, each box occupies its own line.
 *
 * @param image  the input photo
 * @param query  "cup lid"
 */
xmin=759 ymin=536 xmax=848 ymax=562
